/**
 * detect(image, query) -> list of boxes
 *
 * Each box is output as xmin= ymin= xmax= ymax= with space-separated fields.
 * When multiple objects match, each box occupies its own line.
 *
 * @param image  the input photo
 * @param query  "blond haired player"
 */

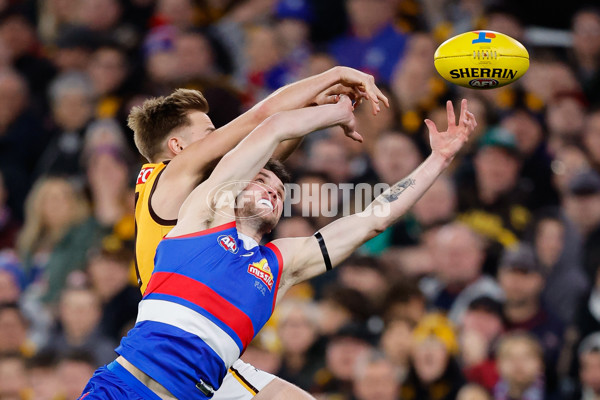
xmin=130 ymin=67 xmax=388 ymax=400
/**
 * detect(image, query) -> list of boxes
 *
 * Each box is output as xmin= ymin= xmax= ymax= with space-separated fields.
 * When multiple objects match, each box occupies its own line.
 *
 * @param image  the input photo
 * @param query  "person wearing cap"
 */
xmin=456 ymin=127 xmax=531 ymax=276
xmin=563 ymin=169 xmax=600 ymax=281
xmin=498 ymin=243 xmax=564 ymax=390
xmin=401 ymin=313 xmax=465 ymax=400
xmin=576 ymin=332 xmax=600 ymax=400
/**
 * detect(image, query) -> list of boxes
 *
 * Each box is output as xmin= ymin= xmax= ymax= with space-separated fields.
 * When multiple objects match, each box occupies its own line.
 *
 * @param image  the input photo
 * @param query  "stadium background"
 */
xmin=0 ymin=0 xmax=600 ymax=399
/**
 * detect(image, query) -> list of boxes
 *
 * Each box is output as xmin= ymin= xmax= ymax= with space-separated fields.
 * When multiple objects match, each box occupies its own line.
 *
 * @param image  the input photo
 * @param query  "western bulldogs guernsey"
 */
xmin=116 ymin=222 xmax=283 ymax=399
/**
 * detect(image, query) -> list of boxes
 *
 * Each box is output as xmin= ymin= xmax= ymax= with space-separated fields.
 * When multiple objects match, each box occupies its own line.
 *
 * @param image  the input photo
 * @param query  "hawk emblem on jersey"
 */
xmin=136 ymin=167 xmax=154 ymax=184
xmin=248 ymin=259 xmax=274 ymax=291
xmin=217 ymin=235 xmax=238 ymax=254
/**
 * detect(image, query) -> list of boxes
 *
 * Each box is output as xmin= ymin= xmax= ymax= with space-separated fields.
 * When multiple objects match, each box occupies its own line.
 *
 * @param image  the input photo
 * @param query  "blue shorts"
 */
xmin=78 ymin=361 xmax=162 ymax=400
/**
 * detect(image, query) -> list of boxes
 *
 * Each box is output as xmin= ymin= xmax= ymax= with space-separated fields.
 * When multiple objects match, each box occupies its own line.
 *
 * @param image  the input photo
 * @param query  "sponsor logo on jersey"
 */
xmin=469 ymin=78 xmax=499 ymax=87
xmin=137 ymin=167 xmax=155 ymax=184
xmin=472 ymin=31 xmax=496 ymax=44
xmin=218 ymin=235 xmax=238 ymax=254
xmin=248 ymin=259 xmax=274 ymax=291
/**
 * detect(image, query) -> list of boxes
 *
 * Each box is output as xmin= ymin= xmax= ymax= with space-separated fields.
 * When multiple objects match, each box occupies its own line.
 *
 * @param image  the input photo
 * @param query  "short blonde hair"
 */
xmin=128 ymin=89 xmax=209 ymax=162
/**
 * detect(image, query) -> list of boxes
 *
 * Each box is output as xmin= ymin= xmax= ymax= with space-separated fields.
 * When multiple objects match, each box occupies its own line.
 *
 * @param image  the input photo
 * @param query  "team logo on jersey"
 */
xmin=136 ymin=167 xmax=155 ymax=184
xmin=248 ymin=259 xmax=274 ymax=291
xmin=217 ymin=235 xmax=238 ymax=254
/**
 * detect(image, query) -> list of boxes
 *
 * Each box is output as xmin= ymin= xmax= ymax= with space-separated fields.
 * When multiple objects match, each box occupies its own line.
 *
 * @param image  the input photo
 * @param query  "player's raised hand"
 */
xmin=424 ymin=99 xmax=476 ymax=162
xmin=335 ymin=66 xmax=390 ymax=115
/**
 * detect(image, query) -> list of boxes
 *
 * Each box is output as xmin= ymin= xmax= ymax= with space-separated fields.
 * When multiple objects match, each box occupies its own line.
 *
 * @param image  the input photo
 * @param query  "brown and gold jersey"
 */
xmin=134 ymin=162 xmax=176 ymax=294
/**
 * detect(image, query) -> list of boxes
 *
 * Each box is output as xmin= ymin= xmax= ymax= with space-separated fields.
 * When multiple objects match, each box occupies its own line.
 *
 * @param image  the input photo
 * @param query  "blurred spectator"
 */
xmin=529 ymin=210 xmax=589 ymax=325
xmin=0 ymin=353 xmax=29 ymax=400
xmin=391 ymin=33 xmax=447 ymax=135
xmin=311 ymin=322 xmax=375 ymax=398
xmin=86 ymin=243 xmax=140 ymax=342
xmin=52 ymin=26 xmax=98 ymax=73
xmin=401 ymin=313 xmax=465 ymax=400
xmin=460 ymin=296 xmax=504 ymax=391
xmin=243 ymin=23 xmax=291 ymax=105
xmin=306 ymin=136 xmax=352 ymax=184
xmin=0 ymin=303 xmax=34 ymax=357
xmin=44 ymin=286 xmax=116 ymax=367
xmin=571 ymin=7 xmax=600 ymax=106
xmin=56 ymin=350 xmax=97 ymax=400
xmin=577 ymin=332 xmax=600 ymax=400
xmin=153 ymin=0 xmax=197 ymax=30
xmin=583 ymin=109 xmax=600 ymax=171
xmin=337 ymin=256 xmax=388 ymax=311
xmin=17 ymin=176 xmax=105 ymax=304
xmin=26 ymin=350 xmax=61 ymax=400
xmin=563 ymin=170 xmax=600 ymax=280
xmin=353 ymin=350 xmax=402 ymax=400
xmin=379 ymin=318 xmax=412 ymax=380
xmin=423 ymin=222 xmax=503 ymax=323
xmin=0 ymin=171 xmax=20 ymax=249
xmin=457 ymin=127 xmax=532 ymax=272
xmin=0 ymin=69 xmax=48 ymax=219
xmin=546 ymin=92 xmax=587 ymax=152
xmin=551 ymin=143 xmax=590 ymax=196
xmin=329 ymin=0 xmax=408 ymax=84
xmin=142 ymin=25 xmax=179 ymax=92
xmin=88 ymin=43 xmax=130 ymax=120
xmin=0 ymin=11 xmax=57 ymax=106
xmin=501 ymin=108 xmax=560 ymax=209
xmin=275 ymin=300 xmax=324 ymax=391
xmin=76 ymin=0 xmax=123 ymax=34
xmin=382 ymin=280 xmax=426 ymax=325
xmin=274 ymin=0 xmax=314 ymax=80
xmin=317 ymin=285 xmax=372 ymax=336
xmin=498 ymin=244 xmax=564 ymax=378
xmin=36 ymin=72 xmax=96 ymax=180
xmin=84 ymin=124 xmax=134 ymax=232
xmin=457 ymin=384 xmax=492 ymax=400
xmin=494 ymin=332 xmax=546 ymax=400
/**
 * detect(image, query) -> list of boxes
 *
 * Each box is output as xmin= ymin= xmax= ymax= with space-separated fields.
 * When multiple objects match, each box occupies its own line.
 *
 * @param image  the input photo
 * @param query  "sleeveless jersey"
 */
xmin=116 ymin=222 xmax=284 ymax=400
xmin=134 ymin=162 xmax=176 ymax=293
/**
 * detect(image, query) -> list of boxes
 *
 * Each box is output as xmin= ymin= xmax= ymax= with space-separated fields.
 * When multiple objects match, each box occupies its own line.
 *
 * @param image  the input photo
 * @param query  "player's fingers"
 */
xmin=459 ymin=98 xmax=468 ymax=124
xmin=424 ymin=119 xmax=438 ymax=134
xmin=446 ymin=100 xmax=456 ymax=127
xmin=348 ymin=131 xmax=364 ymax=142
xmin=467 ymin=111 xmax=478 ymax=127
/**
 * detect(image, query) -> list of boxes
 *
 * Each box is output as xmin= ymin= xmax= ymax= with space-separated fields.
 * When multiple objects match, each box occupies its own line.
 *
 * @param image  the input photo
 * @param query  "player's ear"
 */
xmin=167 ymin=136 xmax=185 ymax=155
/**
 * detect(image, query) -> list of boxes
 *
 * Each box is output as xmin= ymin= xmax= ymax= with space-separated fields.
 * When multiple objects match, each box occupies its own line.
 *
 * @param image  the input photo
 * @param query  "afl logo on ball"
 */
xmin=469 ymin=78 xmax=499 ymax=88
xmin=218 ymin=235 xmax=238 ymax=254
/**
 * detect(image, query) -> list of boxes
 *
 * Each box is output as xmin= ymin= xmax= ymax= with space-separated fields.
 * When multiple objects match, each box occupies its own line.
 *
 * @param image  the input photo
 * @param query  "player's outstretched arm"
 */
xmin=166 ymin=67 xmax=387 ymax=183
xmin=155 ymin=67 xmax=387 ymax=220
xmin=272 ymin=100 xmax=476 ymax=295
xmin=167 ymin=96 xmax=358 ymax=237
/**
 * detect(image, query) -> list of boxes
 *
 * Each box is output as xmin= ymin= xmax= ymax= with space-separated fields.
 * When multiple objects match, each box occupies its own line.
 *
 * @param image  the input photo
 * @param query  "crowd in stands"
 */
xmin=0 ymin=0 xmax=600 ymax=399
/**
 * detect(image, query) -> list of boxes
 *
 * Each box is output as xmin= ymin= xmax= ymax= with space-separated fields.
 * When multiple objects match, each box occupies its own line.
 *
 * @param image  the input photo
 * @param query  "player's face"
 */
xmin=238 ymin=169 xmax=285 ymax=229
xmin=178 ymin=111 xmax=215 ymax=148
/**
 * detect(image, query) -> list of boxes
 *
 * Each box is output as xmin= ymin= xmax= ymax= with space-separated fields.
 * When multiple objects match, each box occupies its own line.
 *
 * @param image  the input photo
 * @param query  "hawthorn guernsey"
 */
xmin=434 ymin=30 xmax=529 ymax=89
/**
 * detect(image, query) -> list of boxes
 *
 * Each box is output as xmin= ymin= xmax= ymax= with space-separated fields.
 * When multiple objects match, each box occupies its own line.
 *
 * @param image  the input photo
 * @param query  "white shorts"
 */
xmin=212 ymin=359 xmax=276 ymax=400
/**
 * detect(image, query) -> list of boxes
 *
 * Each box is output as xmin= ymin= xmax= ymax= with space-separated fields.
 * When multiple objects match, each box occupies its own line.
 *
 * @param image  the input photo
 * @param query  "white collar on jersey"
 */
xmin=238 ymin=231 xmax=259 ymax=250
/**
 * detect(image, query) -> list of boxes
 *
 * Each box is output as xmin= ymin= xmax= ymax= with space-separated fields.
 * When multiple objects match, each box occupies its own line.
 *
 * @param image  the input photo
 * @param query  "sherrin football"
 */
xmin=434 ymin=30 xmax=529 ymax=89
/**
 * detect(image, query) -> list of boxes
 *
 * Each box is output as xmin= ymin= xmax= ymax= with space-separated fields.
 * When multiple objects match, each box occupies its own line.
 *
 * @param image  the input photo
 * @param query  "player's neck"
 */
xmin=236 ymin=220 xmax=265 ymax=244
